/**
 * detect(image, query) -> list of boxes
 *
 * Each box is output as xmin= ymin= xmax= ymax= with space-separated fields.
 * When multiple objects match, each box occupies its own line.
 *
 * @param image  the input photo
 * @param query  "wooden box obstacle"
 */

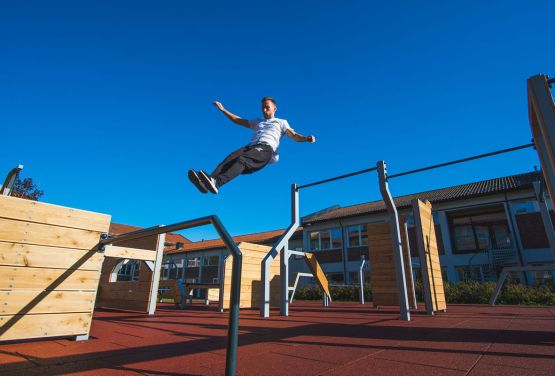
xmin=158 ymin=242 xmax=281 ymax=310
xmin=366 ymin=200 xmax=446 ymax=314
xmin=367 ymin=219 xmax=416 ymax=308
xmin=0 ymin=195 xmax=111 ymax=342
xmin=412 ymin=199 xmax=446 ymax=312
xmin=96 ymin=234 xmax=165 ymax=314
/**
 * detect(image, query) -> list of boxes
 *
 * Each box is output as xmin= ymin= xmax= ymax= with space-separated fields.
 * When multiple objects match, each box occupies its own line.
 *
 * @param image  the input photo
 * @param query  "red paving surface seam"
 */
xmin=1 ymin=302 xmax=554 ymax=375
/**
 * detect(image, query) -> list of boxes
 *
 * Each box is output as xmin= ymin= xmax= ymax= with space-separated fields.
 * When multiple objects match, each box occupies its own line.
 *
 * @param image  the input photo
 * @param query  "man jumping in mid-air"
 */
xmin=188 ymin=97 xmax=316 ymax=194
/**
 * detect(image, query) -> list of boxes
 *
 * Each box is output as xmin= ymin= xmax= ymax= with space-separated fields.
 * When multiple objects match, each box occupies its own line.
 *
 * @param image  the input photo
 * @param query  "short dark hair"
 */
xmin=261 ymin=97 xmax=276 ymax=105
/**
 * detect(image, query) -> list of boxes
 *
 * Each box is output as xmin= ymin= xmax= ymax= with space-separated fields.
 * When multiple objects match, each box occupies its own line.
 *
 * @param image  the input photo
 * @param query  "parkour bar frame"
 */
xmin=262 ymin=73 xmax=554 ymax=322
xmin=98 ymin=216 xmax=242 ymax=376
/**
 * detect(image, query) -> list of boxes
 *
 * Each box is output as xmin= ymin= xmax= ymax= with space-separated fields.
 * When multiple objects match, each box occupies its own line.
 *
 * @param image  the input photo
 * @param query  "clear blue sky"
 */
xmin=1 ymin=1 xmax=552 ymax=241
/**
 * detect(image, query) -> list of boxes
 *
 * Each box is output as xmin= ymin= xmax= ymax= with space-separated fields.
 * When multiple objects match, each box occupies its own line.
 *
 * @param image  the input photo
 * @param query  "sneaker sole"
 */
xmin=198 ymin=171 xmax=218 ymax=194
xmin=188 ymin=170 xmax=208 ymax=193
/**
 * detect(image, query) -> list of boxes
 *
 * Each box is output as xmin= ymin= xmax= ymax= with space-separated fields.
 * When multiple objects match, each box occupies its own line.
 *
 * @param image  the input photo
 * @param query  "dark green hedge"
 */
xmin=292 ymin=281 xmax=555 ymax=306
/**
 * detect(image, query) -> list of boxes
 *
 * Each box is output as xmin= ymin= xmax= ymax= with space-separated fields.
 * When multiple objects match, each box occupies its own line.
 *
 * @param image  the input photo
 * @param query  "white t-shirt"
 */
xmin=248 ymin=117 xmax=292 ymax=163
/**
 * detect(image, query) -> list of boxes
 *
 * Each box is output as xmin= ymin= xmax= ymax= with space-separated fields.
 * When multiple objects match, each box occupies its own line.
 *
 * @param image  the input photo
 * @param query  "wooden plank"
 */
xmin=103 ymin=245 xmax=157 ymax=261
xmin=0 ymin=218 xmax=102 ymax=250
xmin=413 ymin=199 xmax=446 ymax=313
xmin=368 ymin=221 xmax=415 ymax=308
xmin=0 ymin=242 xmax=103 ymax=271
xmin=0 ymin=312 xmax=92 ymax=341
xmin=0 ymin=195 xmax=110 ymax=232
xmin=0 ymin=266 xmax=100 ymax=290
xmin=0 ymin=290 xmax=96 ymax=315
xmin=304 ymin=253 xmax=330 ymax=296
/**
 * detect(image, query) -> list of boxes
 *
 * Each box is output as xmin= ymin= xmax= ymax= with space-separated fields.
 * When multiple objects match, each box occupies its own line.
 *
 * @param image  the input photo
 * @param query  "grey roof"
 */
xmin=303 ymin=171 xmax=542 ymax=224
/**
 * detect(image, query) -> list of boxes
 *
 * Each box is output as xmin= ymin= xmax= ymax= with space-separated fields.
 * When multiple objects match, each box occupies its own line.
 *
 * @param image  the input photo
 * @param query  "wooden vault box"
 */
xmin=157 ymin=242 xmax=281 ymax=310
xmin=0 ymin=195 xmax=110 ymax=342
xmin=367 ymin=219 xmax=416 ymax=308
xmin=221 ymin=242 xmax=281 ymax=309
xmin=366 ymin=199 xmax=446 ymax=313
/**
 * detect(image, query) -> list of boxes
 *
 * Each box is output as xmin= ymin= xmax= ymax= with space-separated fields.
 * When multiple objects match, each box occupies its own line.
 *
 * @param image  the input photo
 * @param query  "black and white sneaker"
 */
xmin=198 ymin=170 xmax=218 ymax=194
xmin=188 ymin=169 xmax=208 ymax=193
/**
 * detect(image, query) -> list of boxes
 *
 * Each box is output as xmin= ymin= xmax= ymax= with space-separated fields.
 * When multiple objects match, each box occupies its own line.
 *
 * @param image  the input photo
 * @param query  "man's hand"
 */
xmin=213 ymin=101 xmax=225 ymax=111
xmin=306 ymin=135 xmax=316 ymax=143
xmin=213 ymin=101 xmax=250 ymax=128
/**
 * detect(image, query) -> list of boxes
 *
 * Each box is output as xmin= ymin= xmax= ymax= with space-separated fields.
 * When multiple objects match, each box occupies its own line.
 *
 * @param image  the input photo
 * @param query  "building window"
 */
xmin=512 ymin=200 xmax=536 ymax=214
xmin=347 ymin=225 xmax=368 ymax=248
xmin=116 ymin=260 xmax=140 ymax=282
xmin=449 ymin=206 xmax=511 ymax=254
xmin=203 ymin=255 xmax=219 ymax=266
xmin=309 ymin=229 xmax=342 ymax=251
xmin=187 ymin=257 xmax=200 ymax=267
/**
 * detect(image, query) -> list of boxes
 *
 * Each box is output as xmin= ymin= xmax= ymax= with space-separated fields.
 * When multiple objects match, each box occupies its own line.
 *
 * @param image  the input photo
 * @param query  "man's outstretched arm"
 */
xmin=286 ymin=128 xmax=316 ymax=143
xmin=213 ymin=101 xmax=251 ymax=128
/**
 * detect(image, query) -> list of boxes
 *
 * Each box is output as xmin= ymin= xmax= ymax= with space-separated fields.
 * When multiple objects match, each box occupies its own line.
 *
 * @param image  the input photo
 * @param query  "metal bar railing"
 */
xmin=99 ymin=215 xmax=242 ymax=376
xmin=1 ymin=164 xmax=23 ymax=196
xmin=297 ymin=166 xmax=378 ymax=190
xmin=388 ymin=144 xmax=534 ymax=179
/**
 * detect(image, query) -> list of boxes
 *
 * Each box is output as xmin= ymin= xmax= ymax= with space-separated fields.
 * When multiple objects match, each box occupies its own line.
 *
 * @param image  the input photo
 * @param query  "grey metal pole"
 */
xmin=280 ymin=184 xmax=299 ymax=316
xmin=528 ymin=74 xmax=555 ymax=201
xmin=533 ymin=181 xmax=555 ymax=262
xmin=359 ymin=259 xmax=365 ymax=304
xmin=261 ymin=184 xmax=299 ymax=317
xmin=412 ymin=199 xmax=434 ymax=315
xmin=377 ymin=161 xmax=410 ymax=321
xmin=148 ymin=233 xmax=166 ymax=315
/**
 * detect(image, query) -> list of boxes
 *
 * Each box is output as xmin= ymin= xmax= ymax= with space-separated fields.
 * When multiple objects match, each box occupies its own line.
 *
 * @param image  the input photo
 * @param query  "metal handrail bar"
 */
xmin=1 ymin=164 xmax=23 ymax=196
xmin=388 ymin=143 xmax=534 ymax=179
xmin=99 ymin=214 xmax=242 ymax=376
xmin=297 ymin=166 xmax=378 ymax=190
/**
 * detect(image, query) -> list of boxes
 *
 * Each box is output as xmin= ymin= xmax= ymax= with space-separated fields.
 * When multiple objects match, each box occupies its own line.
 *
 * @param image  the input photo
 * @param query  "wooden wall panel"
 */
xmin=412 ymin=200 xmax=446 ymax=312
xmin=221 ymin=242 xmax=280 ymax=309
xmin=0 ymin=218 xmax=102 ymax=250
xmin=0 ymin=195 xmax=109 ymax=343
xmin=0 ymin=195 xmax=111 ymax=232
xmin=367 ymin=221 xmax=416 ymax=308
xmin=0 ymin=291 xmax=96 ymax=315
xmin=0 ymin=313 xmax=93 ymax=342
xmin=304 ymin=253 xmax=330 ymax=297
xmin=0 ymin=242 xmax=102 ymax=270
xmin=0 ymin=266 xmax=100 ymax=291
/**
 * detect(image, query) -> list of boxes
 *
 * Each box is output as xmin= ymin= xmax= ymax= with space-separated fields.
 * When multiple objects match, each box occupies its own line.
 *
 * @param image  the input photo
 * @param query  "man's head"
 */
xmin=261 ymin=97 xmax=277 ymax=119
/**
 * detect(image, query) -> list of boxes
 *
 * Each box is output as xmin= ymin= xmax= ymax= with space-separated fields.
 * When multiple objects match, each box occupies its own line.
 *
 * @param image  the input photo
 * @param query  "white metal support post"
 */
xmin=261 ymin=184 xmax=300 ymax=317
xmin=280 ymin=184 xmax=300 ymax=316
xmin=377 ymin=161 xmax=410 ymax=321
xmin=533 ymin=181 xmax=555 ymax=262
xmin=528 ymin=74 xmax=555 ymax=200
xmin=148 ymin=233 xmax=166 ymax=315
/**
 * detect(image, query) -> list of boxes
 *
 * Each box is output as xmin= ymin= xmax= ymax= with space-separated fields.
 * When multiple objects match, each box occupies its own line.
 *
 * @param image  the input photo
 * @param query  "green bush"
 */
xmin=292 ymin=280 xmax=555 ymax=306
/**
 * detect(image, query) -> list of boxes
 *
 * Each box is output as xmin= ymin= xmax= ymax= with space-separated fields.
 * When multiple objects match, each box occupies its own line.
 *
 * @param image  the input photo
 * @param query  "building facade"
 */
xmin=294 ymin=171 xmax=554 ymax=285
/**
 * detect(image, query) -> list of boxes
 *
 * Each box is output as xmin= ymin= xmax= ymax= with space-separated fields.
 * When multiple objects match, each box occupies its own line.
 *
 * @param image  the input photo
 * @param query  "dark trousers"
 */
xmin=211 ymin=144 xmax=273 ymax=187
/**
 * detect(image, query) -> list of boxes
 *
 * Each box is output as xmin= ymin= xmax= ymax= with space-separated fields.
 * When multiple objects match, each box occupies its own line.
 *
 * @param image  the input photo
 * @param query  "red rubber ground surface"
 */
xmin=1 ymin=302 xmax=554 ymax=375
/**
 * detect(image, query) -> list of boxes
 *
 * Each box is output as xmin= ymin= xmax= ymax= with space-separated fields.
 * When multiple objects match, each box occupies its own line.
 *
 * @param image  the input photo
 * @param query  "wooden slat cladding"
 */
xmin=0 ymin=242 xmax=102 ymax=270
xmin=0 ymin=266 xmax=100 ymax=291
xmin=0 ymin=195 xmax=109 ymax=342
xmin=367 ymin=221 xmax=416 ymax=308
xmin=0 ymin=218 xmax=103 ymax=250
xmin=412 ymin=200 xmax=446 ymax=312
xmin=304 ymin=253 xmax=330 ymax=297
xmin=103 ymin=245 xmax=157 ymax=261
xmin=221 ymin=242 xmax=281 ymax=309
xmin=0 ymin=313 xmax=93 ymax=341
xmin=0 ymin=291 xmax=96 ymax=315
xmin=0 ymin=195 xmax=110 ymax=232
